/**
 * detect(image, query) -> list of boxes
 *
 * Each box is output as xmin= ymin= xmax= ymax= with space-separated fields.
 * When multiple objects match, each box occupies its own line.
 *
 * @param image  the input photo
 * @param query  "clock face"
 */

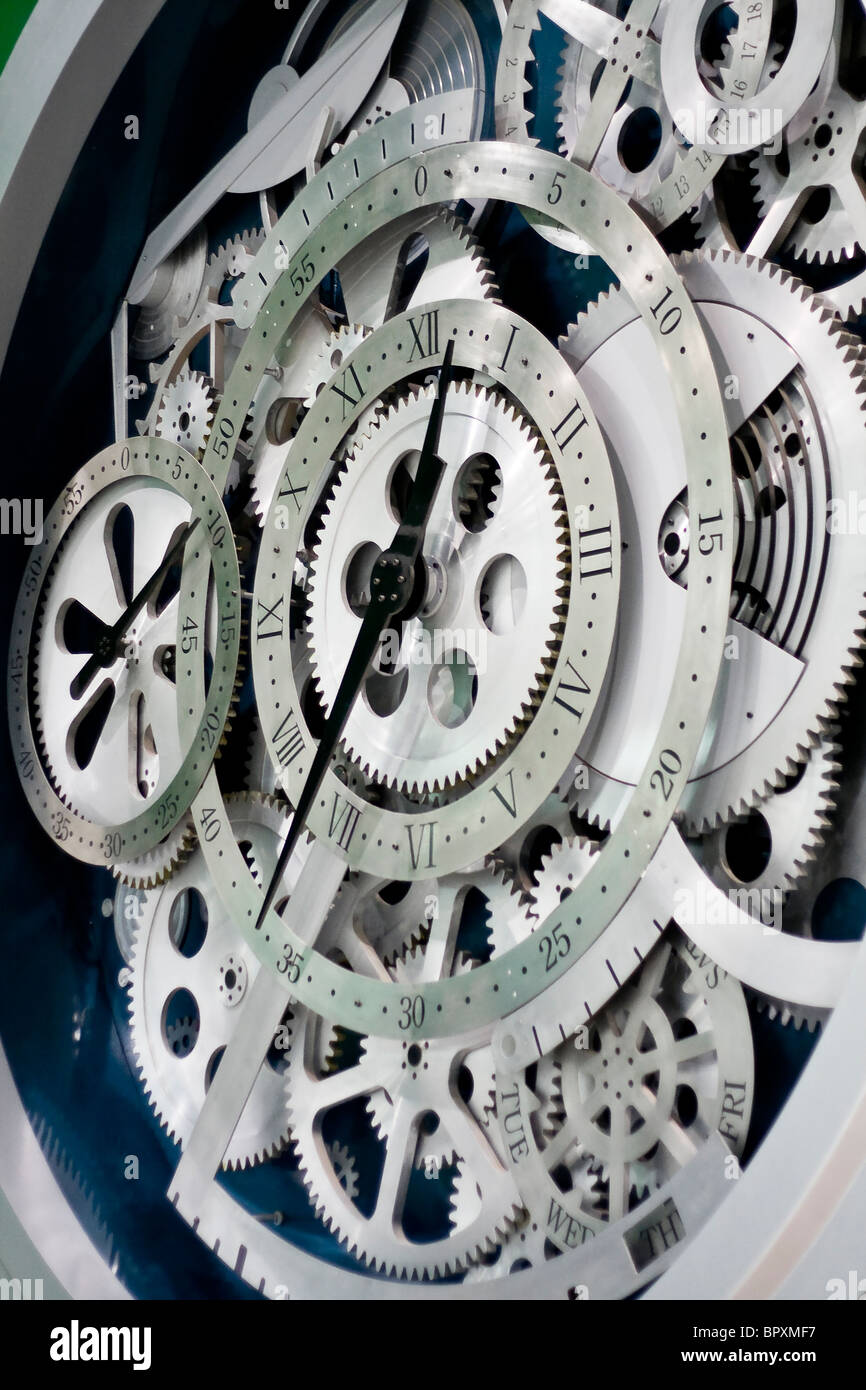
xmin=1 ymin=0 xmax=865 ymax=1300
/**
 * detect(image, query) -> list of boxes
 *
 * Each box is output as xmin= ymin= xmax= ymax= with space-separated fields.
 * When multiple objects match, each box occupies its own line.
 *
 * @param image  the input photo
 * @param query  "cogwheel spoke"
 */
xmin=746 ymin=188 xmax=806 ymax=258
xmin=414 ymin=882 xmax=463 ymax=983
xmin=541 ymin=1120 xmax=579 ymax=1172
xmin=655 ymin=1115 xmax=700 ymax=1169
xmin=340 ymin=923 xmax=396 ymax=981
xmin=369 ymin=1096 xmax=418 ymax=1233
xmin=606 ymin=1112 xmax=631 ymax=1224
xmin=644 ymin=1029 xmax=718 ymax=1070
xmin=78 ymin=681 xmax=140 ymax=800
xmin=305 ymin=1052 xmax=385 ymax=1114
xmin=68 ymin=528 xmax=127 ymax=629
xmin=139 ymin=671 xmax=183 ymax=774
xmin=438 ymin=1088 xmax=505 ymax=1186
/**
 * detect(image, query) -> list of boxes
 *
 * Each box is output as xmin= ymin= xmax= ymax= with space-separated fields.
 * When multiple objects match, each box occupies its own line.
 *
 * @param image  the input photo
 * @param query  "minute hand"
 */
xmin=254 ymin=339 xmax=456 ymax=930
xmin=70 ymin=516 xmax=200 ymax=700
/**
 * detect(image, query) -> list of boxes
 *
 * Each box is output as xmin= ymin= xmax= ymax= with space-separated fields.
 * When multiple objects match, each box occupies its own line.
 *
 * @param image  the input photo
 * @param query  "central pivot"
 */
xmin=370 ymin=548 xmax=416 ymax=614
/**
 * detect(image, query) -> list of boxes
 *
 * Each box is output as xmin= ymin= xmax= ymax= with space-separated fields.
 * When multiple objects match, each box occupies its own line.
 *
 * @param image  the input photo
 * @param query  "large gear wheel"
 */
xmin=552 ymin=0 xmax=761 ymax=237
xmin=496 ymin=0 xmax=776 ymax=248
xmin=690 ymin=732 xmax=842 ymax=903
xmin=128 ymin=794 xmax=302 ymax=1170
xmin=247 ymin=208 xmax=497 ymax=528
xmin=10 ymin=440 xmax=242 ymax=865
xmin=498 ymin=895 xmax=755 ymax=1239
xmin=306 ymin=380 xmax=569 ymax=794
xmin=742 ymin=6 xmax=866 ymax=289
xmin=247 ymin=207 xmax=498 ymax=526
xmin=364 ymin=865 xmax=536 ymax=1166
xmin=560 ymin=250 xmax=866 ymax=835
xmin=285 ymin=869 xmax=527 ymax=1279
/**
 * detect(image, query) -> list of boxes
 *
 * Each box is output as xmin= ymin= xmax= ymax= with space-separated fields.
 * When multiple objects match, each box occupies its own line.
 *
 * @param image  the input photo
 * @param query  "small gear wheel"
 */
xmin=306 ymin=380 xmax=569 ymax=794
xmin=304 ymin=324 xmax=373 ymax=409
xmin=204 ymin=229 xmax=267 ymax=301
xmin=326 ymin=1140 xmax=360 ymax=1202
xmin=155 ymin=369 xmax=217 ymax=459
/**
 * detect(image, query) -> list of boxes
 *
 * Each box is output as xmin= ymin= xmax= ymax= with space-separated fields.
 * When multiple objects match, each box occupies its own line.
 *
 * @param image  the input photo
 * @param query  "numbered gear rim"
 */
xmin=560 ymin=250 xmax=866 ymax=835
xmin=497 ymin=917 xmax=755 ymax=1246
xmin=195 ymin=136 xmax=731 ymax=1042
xmin=9 ymin=439 xmax=242 ymax=866
xmin=247 ymin=206 xmax=499 ymax=527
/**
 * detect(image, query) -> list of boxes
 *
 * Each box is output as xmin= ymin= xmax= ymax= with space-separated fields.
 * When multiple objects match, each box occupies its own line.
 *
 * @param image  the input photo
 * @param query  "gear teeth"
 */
xmin=752 ymin=991 xmax=828 ymax=1032
xmin=155 ymin=368 xmax=217 ymax=460
xmin=306 ymin=382 xmax=569 ymax=795
xmin=113 ymin=812 xmax=196 ymax=889
xmin=128 ymin=791 xmax=294 ymax=1169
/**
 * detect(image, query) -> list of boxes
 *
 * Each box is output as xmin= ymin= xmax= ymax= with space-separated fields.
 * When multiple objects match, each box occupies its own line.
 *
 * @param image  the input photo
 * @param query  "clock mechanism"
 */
xmin=1 ymin=0 xmax=866 ymax=1301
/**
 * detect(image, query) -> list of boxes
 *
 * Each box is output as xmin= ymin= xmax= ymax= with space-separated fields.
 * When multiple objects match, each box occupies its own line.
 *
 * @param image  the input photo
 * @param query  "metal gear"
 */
xmin=559 ymin=251 xmax=866 ymax=835
xmin=303 ymin=323 xmax=372 ymax=410
xmin=247 ymin=208 xmax=498 ymax=525
xmin=155 ymin=368 xmax=217 ymax=459
xmin=364 ymin=865 xmax=536 ymax=1166
xmin=462 ymin=1210 xmax=552 ymax=1283
xmin=498 ymin=915 xmax=754 ymax=1239
xmin=11 ymin=441 xmax=242 ymax=865
xmin=496 ymin=0 xmax=774 ymax=247
xmin=552 ymin=1 xmax=743 ymax=231
xmin=202 ymin=140 xmax=727 ymax=1037
xmin=306 ymin=380 xmax=569 ymax=794
xmin=286 ymin=1012 xmax=524 ymax=1277
xmin=690 ymin=733 xmax=842 ymax=902
xmin=527 ymin=835 xmax=601 ymax=928
xmin=752 ymin=991 xmax=829 ymax=1033
xmin=111 ymin=811 xmax=196 ymax=890
xmin=326 ymin=1140 xmax=360 ymax=1202
xmin=204 ymin=229 xmax=268 ymax=302
xmin=128 ymin=793 xmax=302 ymax=1169
xmin=744 ymin=6 xmax=866 ymax=270
xmin=489 ymin=778 xmax=586 ymax=896
xmin=285 ymin=867 xmax=527 ymax=1278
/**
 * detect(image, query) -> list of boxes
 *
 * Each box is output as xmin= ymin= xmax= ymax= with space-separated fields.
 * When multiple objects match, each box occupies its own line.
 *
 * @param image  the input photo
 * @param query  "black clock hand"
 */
xmin=70 ymin=516 xmax=200 ymax=700
xmin=254 ymin=339 xmax=456 ymax=931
